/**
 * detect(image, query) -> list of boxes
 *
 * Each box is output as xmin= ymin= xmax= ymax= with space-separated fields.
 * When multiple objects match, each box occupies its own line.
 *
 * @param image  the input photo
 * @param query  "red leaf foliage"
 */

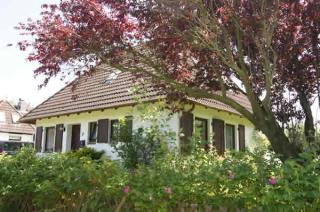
xmin=17 ymin=0 xmax=319 ymax=124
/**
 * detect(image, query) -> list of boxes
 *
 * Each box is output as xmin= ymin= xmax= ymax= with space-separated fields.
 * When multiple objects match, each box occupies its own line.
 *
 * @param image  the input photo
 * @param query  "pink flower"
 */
xmin=227 ymin=170 xmax=235 ymax=179
xmin=124 ymin=186 xmax=130 ymax=194
xmin=269 ymin=177 xmax=277 ymax=186
xmin=164 ymin=187 xmax=172 ymax=194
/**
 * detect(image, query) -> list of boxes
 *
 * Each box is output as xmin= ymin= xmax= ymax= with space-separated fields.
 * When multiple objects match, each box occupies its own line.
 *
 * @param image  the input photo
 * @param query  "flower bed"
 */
xmin=0 ymin=148 xmax=319 ymax=211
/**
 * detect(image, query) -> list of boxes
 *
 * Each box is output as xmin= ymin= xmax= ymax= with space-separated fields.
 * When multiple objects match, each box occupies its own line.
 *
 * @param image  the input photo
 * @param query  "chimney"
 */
xmin=16 ymin=98 xmax=29 ymax=112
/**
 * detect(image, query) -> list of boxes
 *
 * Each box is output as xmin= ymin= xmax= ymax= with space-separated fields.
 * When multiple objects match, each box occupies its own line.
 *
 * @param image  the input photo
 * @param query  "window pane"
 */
xmin=195 ymin=118 xmax=208 ymax=141
xmin=226 ymin=125 xmax=235 ymax=150
xmin=45 ymin=127 xmax=55 ymax=152
xmin=4 ymin=142 xmax=22 ymax=152
xmin=89 ymin=122 xmax=97 ymax=143
xmin=110 ymin=119 xmax=119 ymax=142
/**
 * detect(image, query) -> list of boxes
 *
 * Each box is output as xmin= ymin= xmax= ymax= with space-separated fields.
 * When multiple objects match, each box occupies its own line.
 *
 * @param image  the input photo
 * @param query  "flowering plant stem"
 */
xmin=115 ymin=195 xmax=128 ymax=212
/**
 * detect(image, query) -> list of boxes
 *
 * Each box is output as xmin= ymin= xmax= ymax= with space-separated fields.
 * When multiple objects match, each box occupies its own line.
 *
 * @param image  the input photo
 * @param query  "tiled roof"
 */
xmin=188 ymin=91 xmax=253 ymax=114
xmin=0 ymin=101 xmax=35 ymax=134
xmin=20 ymin=65 xmax=252 ymax=124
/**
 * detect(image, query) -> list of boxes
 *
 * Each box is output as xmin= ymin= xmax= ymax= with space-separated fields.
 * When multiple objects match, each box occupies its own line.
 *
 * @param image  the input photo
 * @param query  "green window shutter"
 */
xmin=55 ymin=124 xmax=64 ymax=152
xmin=35 ymin=127 xmax=43 ymax=152
xmin=125 ymin=116 xmax=133 ymax=135
xmin=180 ymin=111 xmax=194 ymax=154
xmin=212 ymin=119 xmax=225 ymax=155
xmin=97 ymin=119 xmax=109 ymax=143
xmin=238 ymin=125 xmax=246 ymax=151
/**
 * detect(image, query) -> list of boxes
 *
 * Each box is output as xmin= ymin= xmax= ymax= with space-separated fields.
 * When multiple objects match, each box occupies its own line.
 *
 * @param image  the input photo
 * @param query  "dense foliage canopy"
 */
xmin=16 ymin=0 xmax=320 ymax=159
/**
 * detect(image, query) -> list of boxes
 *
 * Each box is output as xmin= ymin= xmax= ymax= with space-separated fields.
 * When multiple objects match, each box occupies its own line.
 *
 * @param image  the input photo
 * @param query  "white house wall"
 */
xmin=35 ymin=104 xmax=256 ymax=158
xmin=191 ymin=105 xmax=255 ymax=151
xmin=0 ymin=132 xmax=34 ymax=143
xmin=36 ymin=105 xmax=180 ymax=159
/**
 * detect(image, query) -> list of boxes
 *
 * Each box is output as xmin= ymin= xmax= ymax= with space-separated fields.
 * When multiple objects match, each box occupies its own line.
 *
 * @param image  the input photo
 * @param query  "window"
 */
xmin=88 ymin=122 xmax=98 ymax=143
xmin=3 ymin=142 xmax=23 ymax=152
xmin=45 ymin=127 xmax=55 ymax=152
xmin=225 ymin=124 xmax=235 ymax=150
xmin=125 ymin=116 xmax=133 ymax=136
xmin=195 ymin=118 xmax=208 ymax=149
xmin=110 ymin=116 xmax=133 ymax=142
xmin=195 ymin=118 xmax=208 ymax=141
xmin=9 ymin=135 xmax=22 ymax=141
xmin=0 ymin=112 xmax=5 ymax=122
xmin=110 ymin=119 xmax=120 ymax=142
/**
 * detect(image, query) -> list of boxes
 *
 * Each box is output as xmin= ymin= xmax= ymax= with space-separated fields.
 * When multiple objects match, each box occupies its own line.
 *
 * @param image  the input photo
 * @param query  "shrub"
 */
xmin=65 ymin=147 xmax=105 ymax=160
xmin=0 ymin=147 xmax=126 ymax=211
xmin=110 ymin=101 xmax=175 ymax=170
xmin=0 ymin=147 xmax=320 ymax=211
xmin=120 ymin=149 xmax=320 ymax=211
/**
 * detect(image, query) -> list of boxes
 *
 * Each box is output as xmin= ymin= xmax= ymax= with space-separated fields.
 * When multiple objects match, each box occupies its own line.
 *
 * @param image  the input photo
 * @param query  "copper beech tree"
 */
xmin=16 ymin=0 xmax=320 ymax=159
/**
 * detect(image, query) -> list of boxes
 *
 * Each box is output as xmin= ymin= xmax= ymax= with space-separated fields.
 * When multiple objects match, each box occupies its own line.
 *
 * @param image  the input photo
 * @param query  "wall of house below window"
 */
xmin=0 ymin=132 xmax=34 ymax=153
xmin=0 ymin=132 xmax=34 ymax=143
xmin=35 ymin=103 xmax=256 ymax=159
xmin=36 ymin=105 xmax=180 ymax=159
xmin=191 ymin=105 xmax=255 ymax=151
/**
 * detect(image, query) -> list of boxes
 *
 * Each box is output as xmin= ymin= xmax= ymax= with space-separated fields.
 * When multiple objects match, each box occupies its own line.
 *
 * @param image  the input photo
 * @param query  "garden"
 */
xmin=4 ymin=0 xmax=319 ymax=211
xmin=0 ymin=146 xmax=320 ymax=211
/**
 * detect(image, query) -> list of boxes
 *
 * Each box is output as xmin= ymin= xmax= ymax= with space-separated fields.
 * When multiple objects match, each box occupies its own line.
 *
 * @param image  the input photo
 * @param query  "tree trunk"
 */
xmin=256 ymin=118 xmax=300 ymax=160
xmin=297 ymin=90 xmax=316 ymax=144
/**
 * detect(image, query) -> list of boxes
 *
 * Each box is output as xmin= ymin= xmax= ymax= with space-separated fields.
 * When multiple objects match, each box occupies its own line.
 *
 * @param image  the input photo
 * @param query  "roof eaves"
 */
xmin=19 ymin=97 xmax=164 ymax=124
xmin=19 ymin=78 xmax=78 ymax=123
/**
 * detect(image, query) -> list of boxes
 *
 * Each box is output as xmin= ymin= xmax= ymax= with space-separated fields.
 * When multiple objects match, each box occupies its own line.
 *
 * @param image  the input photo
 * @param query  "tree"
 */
xmin=16 ymin=0 xmax=320 ymax=159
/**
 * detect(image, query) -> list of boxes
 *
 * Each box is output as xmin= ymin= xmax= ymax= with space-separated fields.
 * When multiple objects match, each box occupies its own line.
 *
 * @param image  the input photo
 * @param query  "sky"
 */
xmin=0 ymin=0 xmax=319 ymax=122
xmin=0 ymin=0 xmax=63 ymax=107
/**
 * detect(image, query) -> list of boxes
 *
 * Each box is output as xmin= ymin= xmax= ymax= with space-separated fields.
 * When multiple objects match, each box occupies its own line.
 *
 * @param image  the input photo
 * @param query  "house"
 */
xmin=19 ymin=65 xmax=256 ymax=158
xmin=0 ymin=100 xmax=35 ymax=153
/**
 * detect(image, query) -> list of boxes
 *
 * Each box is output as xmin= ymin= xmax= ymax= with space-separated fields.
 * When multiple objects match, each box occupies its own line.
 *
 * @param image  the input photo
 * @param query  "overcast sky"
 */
xmin=0 ymin=0 xmax=319 ymax=122
xmin=0 ymin=0 xmax=63 ymax=107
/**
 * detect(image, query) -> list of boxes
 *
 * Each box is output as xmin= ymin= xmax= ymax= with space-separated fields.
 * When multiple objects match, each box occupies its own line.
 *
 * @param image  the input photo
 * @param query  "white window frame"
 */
xmin=45 ymin=126 xmax=56 ymax=152
xmin=225 ymin=124 xmax=236 ymax=150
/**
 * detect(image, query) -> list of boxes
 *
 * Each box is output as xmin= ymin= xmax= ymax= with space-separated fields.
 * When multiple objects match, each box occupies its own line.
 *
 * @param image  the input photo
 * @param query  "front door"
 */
xmin=71 ymin=125 xmax=81 ymax=150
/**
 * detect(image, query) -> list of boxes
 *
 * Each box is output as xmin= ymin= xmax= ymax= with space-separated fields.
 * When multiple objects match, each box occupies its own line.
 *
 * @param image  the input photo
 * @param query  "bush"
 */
xmin=0 ymin=147 xmax=320 ymax=211
xmin=0 ymin=147 xmax=126 ymax=211
xmin=65 ymin=147 xmax=105 ymax=160
xmin=110 ymin=101 xmax=175 ymax=170
xmin=123 ymin=149 xmax=320 ymax=211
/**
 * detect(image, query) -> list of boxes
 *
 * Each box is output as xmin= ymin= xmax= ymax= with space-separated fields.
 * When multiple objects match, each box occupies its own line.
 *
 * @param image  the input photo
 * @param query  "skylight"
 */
xmin=105 ymin=71 xmax=121 ymax=85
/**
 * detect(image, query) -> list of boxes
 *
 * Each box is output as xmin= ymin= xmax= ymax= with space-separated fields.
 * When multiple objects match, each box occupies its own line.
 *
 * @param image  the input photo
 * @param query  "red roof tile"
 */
xmin=0 ymin=101 xmax=35 ymax=134
xmin=20 ymin=66 xmax=251 ymax=123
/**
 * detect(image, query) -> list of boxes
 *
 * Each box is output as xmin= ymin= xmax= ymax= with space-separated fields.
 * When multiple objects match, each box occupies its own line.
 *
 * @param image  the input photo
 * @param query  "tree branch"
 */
xmin=108 ymin=51 xmax=256 ymax=124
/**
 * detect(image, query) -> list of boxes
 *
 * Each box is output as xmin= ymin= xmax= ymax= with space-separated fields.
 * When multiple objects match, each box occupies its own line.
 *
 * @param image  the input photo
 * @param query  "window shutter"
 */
xmin=180 ymin=111 xmax=194 ymax=154
xmin=125 ymin=116 xmax=133 ymax=135
xmin=212 ymin=119 xmax=225 ymax=155
xmin=97 ymin=119 xmax=109 ymax=143
xmin=35 ymin=127 xmax=43 ymax=152
xmin=55 ymin=124 xmax=64 ymax=152
xmin=238 ymin=125 xmax=246 ymax=151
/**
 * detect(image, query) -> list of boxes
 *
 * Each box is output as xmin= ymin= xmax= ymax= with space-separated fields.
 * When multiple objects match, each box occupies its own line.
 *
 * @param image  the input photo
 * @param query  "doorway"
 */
xmin=71 ymin=124 xmax=81 ymax=150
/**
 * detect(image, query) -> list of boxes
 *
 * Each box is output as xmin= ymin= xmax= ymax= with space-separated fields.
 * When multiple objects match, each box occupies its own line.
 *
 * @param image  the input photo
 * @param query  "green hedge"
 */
xmin=0 ymin=147 xmax=319 ymax=211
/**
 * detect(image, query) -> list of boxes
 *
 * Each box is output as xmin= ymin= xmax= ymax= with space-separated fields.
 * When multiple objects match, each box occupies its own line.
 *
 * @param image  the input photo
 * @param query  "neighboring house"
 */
xmin=20 ymin=66 xmax=256 ymax=159
xmin=0 ymin=100 xmax=35 ymax=153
